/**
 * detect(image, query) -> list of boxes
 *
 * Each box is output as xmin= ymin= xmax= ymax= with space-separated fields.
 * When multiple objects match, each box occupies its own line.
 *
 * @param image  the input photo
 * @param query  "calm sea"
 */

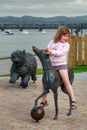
xmin=0 ymin=29 xmax=56 ymax=57
xmin=0 ymin=29 xmax=87 ymax=57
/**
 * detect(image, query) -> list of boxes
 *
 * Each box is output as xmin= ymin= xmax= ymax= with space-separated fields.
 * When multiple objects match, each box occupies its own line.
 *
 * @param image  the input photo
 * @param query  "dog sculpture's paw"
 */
xmin=32 ymin=106 xmax=38 ymax=113
xmin=67 ymin=109 xmax=72 ymax=116
xmin=67 ymin=108 xmax=77 ymax=116
xmin=53 ymin=116 xmax=58 ymax=120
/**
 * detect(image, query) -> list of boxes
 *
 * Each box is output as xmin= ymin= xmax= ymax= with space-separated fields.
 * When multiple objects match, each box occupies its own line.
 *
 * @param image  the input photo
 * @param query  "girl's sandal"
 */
xmin=70 ymin=101 xmax=77 ymax=109
xmin=40 ymin=101 xmax=48 ymax=107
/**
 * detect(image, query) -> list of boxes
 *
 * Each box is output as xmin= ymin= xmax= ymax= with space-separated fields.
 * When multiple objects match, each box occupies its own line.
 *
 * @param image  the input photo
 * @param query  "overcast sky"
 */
xmin=0 ymin=0 xmax=87 ymax=17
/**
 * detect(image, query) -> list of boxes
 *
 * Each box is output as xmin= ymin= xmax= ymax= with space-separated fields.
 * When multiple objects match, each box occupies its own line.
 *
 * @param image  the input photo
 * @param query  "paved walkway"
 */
xmin=74 ymin=72 xmax=87 ymax=80
xmin=0 ymin=77 xmax=87 ymax=130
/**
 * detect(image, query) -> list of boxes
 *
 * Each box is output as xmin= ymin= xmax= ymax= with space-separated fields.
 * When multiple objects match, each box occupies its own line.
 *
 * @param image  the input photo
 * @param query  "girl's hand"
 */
xmin=43 ymin=48 xmax=52 ymax=54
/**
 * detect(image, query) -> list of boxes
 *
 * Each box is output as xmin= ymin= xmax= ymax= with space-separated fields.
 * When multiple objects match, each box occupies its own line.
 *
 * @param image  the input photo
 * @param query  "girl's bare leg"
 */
xmin=58 ymin=69 xmax=76 ymax=101
xmin=58 ymin=69 xmax=77 ymax=109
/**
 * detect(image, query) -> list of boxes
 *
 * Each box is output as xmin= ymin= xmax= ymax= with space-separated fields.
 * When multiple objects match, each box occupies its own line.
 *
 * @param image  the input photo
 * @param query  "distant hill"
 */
xmin=0 ymin=15 xmax=87 ymax=24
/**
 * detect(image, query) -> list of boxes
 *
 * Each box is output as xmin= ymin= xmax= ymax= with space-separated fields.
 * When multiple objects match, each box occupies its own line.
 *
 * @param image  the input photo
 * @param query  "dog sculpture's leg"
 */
xmin=61 ymin=84 xmax=73 ymax=116
xmin=67 ymin=96 xmax=73 ymax=116
xmin=9 ymin=72 xmax=19 ymax=83
xmin=33 ymin=89 xmax=49 ymax=111
xmin=21 ymin=75 xmax=30 ymax=88
xmin=31 ymin=70 xmax=37 ymax=83
xmin=53 ymin=92 xmax=58 ymax=120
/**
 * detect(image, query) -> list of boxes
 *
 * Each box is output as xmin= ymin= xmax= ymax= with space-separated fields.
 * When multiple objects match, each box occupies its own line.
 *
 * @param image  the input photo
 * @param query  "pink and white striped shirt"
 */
xmin=47 ymin=40 xmax=70 ymax=66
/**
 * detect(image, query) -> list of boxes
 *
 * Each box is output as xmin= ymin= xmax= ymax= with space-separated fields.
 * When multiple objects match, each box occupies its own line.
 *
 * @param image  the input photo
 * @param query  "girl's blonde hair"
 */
xmin=53 ymin=26 xmax=70 ymax=43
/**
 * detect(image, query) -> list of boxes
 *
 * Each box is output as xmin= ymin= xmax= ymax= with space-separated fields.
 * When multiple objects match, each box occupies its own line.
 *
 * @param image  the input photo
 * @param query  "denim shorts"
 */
xmin=52 ymin=65 xmax=67 ymax=70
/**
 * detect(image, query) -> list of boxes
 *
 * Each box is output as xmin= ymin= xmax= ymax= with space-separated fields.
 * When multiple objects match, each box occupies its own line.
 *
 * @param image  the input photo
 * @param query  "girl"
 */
xmin=40 ymin=26 xmax=77 ymax=109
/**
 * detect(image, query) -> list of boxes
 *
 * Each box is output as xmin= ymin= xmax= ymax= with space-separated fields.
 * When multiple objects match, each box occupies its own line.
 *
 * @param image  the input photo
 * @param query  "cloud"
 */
xmin=0 ymin=0 xmax=87 ymax=17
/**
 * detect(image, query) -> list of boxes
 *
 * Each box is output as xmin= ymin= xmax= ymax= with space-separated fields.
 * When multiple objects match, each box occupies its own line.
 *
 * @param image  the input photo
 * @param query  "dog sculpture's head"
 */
xmin=32 ymin=46 xmax=50 ymax=62
xmin=10 ymin=50 xmax=26 ymax=66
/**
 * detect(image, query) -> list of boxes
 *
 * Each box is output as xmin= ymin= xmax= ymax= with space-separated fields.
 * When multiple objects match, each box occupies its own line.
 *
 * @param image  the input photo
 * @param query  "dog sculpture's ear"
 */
xmin=23 ymin=49 xmax=26 ymax=53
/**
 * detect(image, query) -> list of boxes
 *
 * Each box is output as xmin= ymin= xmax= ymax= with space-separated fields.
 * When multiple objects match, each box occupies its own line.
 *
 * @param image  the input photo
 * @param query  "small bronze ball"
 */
xmin=31 ymin=106 xmax=45 ymax=122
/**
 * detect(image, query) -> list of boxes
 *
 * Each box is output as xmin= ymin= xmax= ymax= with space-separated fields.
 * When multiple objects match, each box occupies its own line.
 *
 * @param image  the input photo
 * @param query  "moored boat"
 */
xmin=3 ymin=30 xmax=14 ymax=35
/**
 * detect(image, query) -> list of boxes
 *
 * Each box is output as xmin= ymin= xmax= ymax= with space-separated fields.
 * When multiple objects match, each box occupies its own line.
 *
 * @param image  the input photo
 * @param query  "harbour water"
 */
xmin=0 ymin=29 xmax=87 ymax=57
xmin=0 ymin=29 xmax=56 ymax=57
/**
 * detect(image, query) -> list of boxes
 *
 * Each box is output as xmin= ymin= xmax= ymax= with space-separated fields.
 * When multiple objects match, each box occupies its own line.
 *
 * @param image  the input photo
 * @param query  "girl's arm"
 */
xmin=45 ymin=42 xmax=70 ymax=56
xmin=51 ymin=44 xmax=70 ymax=56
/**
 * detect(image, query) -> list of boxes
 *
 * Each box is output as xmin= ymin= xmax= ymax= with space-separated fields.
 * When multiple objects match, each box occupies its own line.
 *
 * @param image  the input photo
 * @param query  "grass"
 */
xmin=0 ymin=65 xmax=87 ymax=77
xmin=72 ymin=65 xmax=87 ymax=73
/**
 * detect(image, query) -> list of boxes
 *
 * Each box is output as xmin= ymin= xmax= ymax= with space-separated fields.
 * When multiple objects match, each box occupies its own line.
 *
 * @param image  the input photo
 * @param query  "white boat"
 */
xmin=22 ymin=30 xmax=29 ymax=34
xmin=3 ymin=30 xmax=14 ymax=35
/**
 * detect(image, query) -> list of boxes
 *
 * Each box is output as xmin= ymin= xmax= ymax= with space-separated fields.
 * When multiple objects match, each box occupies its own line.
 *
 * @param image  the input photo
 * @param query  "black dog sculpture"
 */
xmin=32 ymin=46 xmax=74 ymax=120
xmin=9 ymin=50 xmax=37 ymax=88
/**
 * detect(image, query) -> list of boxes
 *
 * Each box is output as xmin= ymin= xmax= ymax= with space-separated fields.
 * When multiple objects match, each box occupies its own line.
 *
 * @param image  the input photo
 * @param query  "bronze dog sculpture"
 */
xmin=9 ymin=50 xmax=37 ymax=88
xmin=32 ymin=46 xmax=74 ymax=120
